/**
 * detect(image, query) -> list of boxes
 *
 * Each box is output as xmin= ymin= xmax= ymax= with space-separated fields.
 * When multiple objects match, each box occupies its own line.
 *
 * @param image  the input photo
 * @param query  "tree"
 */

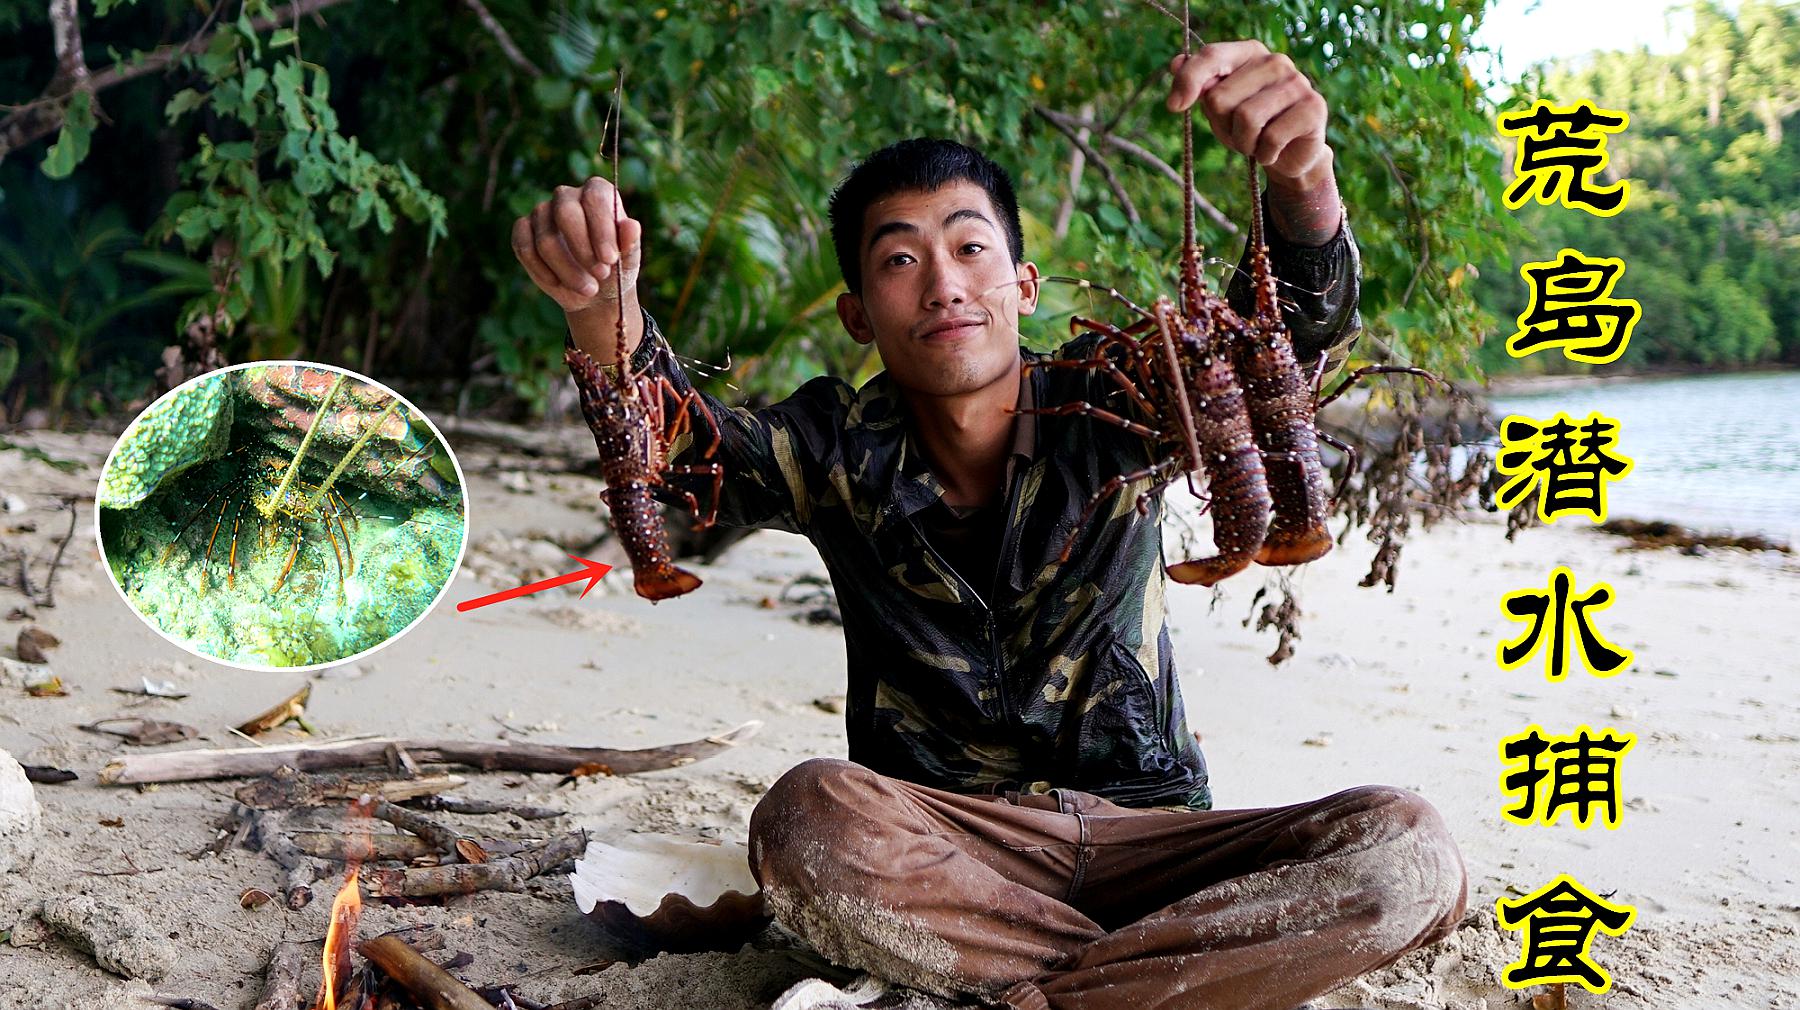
xmin=1 ymin=0 xmax=1510 ymax=420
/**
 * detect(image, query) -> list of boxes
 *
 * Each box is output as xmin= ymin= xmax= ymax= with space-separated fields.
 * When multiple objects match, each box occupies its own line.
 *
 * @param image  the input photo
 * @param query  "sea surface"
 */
xmin=1489 ymin=369 xmax=1800 ymax=544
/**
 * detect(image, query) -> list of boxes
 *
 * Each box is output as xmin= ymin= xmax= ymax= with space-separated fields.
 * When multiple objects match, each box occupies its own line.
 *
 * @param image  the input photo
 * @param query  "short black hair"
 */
xmin=828 ymin=138 xmax=1025 ymax=295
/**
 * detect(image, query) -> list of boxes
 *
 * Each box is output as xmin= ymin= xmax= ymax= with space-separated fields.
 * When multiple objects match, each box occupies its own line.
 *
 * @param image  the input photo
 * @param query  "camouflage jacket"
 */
xmin=614 ymin=216 xmax=1360 ymax=809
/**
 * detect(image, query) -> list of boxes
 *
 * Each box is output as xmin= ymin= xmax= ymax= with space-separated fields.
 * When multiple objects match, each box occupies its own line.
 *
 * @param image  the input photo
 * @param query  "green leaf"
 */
xmin=269 ymin=28 xmax=299 ymax=48
xmin=241 ymin=67 xmax=269 ymax=102
xmin=294 ymin=159 xmax=330 ymax=196
xmin=41 ymin=93 xmax=94 ymax=179
xmin=165 ymin=88 xmax=207 ymax=123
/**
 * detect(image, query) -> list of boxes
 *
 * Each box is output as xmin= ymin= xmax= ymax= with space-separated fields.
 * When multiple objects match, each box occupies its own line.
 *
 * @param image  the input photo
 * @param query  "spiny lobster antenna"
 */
xmin=1245 ymin=156 xmax=1278 ymax=321
xmin=609 ymin=70 xmax=633 ymax=387
xmin=1181 ymin=0 xmax=1194 ymax=258
xmin=1176 ymin=0 xmax=1203 ymax=320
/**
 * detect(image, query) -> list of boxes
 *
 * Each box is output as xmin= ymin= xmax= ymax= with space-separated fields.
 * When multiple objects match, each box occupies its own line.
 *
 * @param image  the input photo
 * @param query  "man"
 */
xmin=514 ymin=41 xmax=1466 ymax=1010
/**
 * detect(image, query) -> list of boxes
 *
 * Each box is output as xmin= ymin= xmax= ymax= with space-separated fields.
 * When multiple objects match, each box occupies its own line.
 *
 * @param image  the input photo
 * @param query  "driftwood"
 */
xmin=235 ymin=766 xmax=466 ymax=809
xmin=235 ymin=683 xmax=313 ymax=736
xmin=99 ymin=721 xmax=761 ymax=785
xmin=288 ymin=831 xmax=432 ymax=862
xmin=253 ymin=940 xmax=312 ymax=1010
xmin=287 ymin=830 xmax=527 ymax=863
xmin=358 ymin=935 xmax=492 ymax=1010
xmin=404 ymin=794 xmax=563 ymax=820
xmin=252 ymin=927 xmax=442 ymax=1010
xmin=363 ymin=831 xmax=586 ymax=898
xmin=368 ymin=799 xmax=467 ymax=855
xmin=246 ymin=808 xmax=323 ymax=909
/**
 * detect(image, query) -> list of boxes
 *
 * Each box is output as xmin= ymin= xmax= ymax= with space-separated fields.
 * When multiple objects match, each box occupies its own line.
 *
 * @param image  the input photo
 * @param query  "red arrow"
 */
xmin=456 ymin=555 xmax=613 ymax=612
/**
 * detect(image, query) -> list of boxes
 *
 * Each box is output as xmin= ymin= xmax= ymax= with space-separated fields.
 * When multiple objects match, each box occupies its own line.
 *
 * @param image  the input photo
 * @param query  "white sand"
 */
xmin=1 ymin=423 xmax=1795 ymax=1009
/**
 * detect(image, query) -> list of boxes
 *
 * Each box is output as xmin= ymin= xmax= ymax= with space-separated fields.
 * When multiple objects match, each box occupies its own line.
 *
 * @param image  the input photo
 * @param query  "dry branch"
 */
xmin=246 ymin=808 xmax=324 ymax=909
xmin=368 ymin=799 xmax=465 ymax=855
xmin=236 ymin=683 xmax=312 ymax=736
xmin=288 ymin=831 xmax=524 ymax=862
xmin=460 ymin=0 xmax=541 ymax=76
xmin=404 ymin=794 xmax=563 ymax=820
xmin=99 ymin=721 xmax=761 ymax=785
xmin=362 ymin=831 xmax=586 ymax=898
xmin=358 ymin=935 xmax=492 ymax=1010
xmin=253 ymin=939 xmax=312 ymax=1010
xmin=235 ymin=766 xmax=465 ymax=809
xmin=1033 ymin=105 xmax=1237 ymax=233
xmin=1032 ymin=106 xmax=1140 ymax=226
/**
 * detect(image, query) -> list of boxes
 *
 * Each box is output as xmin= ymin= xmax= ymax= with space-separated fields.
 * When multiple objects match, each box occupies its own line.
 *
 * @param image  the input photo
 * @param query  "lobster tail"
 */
xmin=604 ymin=478 xmax=703 ymax=603
xmin=1166 ymin=438 xmax=1269 ymax=586
xmin=1163 ymin=308 xmax=1272 ymax=586
xmin=633 ymin=565 xmax=703 ymax=601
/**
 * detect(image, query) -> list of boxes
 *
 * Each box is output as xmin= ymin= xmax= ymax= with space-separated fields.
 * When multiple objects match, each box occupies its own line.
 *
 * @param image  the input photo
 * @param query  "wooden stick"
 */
xmin=368 ymin=799 xmax=465 ymax=854
xmin=287 ymin=830 xmax=528 ymax=862
xmin=363 ymin=831 xmax=586 ymax=899
xmin=289 ymin=831 xmax=435 ymax=861
xmin=403 ymin=794 xmax=563 ymax=820
xmin=236 ymin=766 xmax=466 ymax=809
xmin=245 ymin=808 xmax=324 ymax=909
xmin=235 ymin=683 xmax=314 ymax=737
xmin=99 ymin=721 xmax=761 ymax=785
xmin=253 ymin=940 xmax=312 ymax=1010
xmin=357 ymin=935 xmax=491 ymax=1010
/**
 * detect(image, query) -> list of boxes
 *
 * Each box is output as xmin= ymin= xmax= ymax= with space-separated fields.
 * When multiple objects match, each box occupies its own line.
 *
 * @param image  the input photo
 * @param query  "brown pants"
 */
xmin=748 ymin=759 xmax=1466 ymax=1010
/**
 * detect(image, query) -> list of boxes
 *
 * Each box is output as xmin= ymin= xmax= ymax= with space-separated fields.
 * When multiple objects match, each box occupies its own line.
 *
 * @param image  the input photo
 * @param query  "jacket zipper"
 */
xmin=904 ymin=515 xmax=1012 ymax=727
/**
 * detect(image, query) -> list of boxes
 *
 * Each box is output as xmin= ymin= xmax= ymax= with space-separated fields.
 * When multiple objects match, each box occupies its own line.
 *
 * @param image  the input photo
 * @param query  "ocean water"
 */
xmin=1490 ymin=370 xmax=1800 ymax=544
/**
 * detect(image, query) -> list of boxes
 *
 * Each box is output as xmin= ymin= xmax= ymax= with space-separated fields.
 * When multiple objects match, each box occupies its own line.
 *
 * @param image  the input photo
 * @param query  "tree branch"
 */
xmin=0 ymin=0 xmax=351 ymax=164
xmin=1035 ymin=105 xmax=1240 ymax=234
xmin=461 ymin=0 xmax=542 ymax=77
xmin=49 ymin=0 xmax=90 ymax=91
xmin=1032 ymin=105 xmax=1140 ymax=227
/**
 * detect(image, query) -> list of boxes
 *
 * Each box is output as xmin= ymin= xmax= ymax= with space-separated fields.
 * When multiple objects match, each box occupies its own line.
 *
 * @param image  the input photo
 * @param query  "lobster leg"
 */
xmin=1010 ymin=400 xmax=1161 ymax=441
xmin=1316 ymin=365 xmax=1441 ymax=412
xmin=1317 ymin=427 xmax=1360 ymax=504
xmin=1024 ymin=355 xmax=1159 ymax=421
xmin=1056 ymin=456 xmax=1184 ymax=563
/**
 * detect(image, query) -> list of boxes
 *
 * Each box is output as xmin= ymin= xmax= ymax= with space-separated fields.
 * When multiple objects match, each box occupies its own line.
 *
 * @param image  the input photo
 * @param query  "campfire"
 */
xmin=228 ymin=788 xmax=595 ymax=1010
xmin=99 ymin=716 xmax=760 ymax=1010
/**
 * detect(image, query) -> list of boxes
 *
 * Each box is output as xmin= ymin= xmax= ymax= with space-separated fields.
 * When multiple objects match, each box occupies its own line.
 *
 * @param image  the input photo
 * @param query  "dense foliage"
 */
xmin=1480 ymin=0 xmax=1800 ymax=373
xmin=1 ymin=0 xmax=1505 ymax=424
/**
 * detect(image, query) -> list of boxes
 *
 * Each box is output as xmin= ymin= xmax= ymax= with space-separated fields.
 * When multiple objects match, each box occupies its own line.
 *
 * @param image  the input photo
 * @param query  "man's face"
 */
xmin=835 ymin=181 xmax=1039 ymax=401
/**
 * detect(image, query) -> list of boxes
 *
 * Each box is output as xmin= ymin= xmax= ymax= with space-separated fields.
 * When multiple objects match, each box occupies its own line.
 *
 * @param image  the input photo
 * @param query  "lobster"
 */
xmin=1027 ymin=27 xmax=1437 ymax=586
xmin=565 ymin=339 xmax=723 ymax=601
xmin=564 ymin=84 xmax=725 ymax=601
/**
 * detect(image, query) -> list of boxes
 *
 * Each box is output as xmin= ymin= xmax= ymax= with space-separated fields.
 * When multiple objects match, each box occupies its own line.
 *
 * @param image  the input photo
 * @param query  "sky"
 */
xmin=1470 ymin=0 xmax=1729 ymax=83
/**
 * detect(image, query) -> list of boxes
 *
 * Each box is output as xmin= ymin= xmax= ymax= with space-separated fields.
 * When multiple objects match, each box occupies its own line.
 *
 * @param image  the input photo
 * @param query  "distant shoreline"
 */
xmin=1481 ymin=362 xmax=1800 ymax=396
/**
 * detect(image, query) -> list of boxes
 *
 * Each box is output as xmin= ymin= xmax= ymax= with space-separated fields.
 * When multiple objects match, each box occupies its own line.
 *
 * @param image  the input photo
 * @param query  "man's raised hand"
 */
xmin=512 ymin=176 xmax=646 ymax=360
xmin=1166 ymin=40 xmax=1342 ymax=244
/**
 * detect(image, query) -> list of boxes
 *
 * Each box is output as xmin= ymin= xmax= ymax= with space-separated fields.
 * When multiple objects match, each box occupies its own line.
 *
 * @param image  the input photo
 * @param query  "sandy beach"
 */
xmin=1 ymin=420 xmax=1796 ymax=1010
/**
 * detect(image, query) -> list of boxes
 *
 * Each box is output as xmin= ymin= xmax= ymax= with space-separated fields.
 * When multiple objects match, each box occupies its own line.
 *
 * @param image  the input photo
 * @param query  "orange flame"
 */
xmin=314 ymin=797 xmax=375 ymax=1010
xmin=317 ymin=870 xmax=363 ymax=1010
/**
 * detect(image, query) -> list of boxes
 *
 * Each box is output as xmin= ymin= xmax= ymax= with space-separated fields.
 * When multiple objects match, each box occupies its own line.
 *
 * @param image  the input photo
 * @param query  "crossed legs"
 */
xmin=749 ymin=759 xmax=1466 ymax=1010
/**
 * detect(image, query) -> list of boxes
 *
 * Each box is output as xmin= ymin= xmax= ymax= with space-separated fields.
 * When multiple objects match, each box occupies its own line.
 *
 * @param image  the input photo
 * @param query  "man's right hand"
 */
xmin=511 ymin=176 xmax=646 ymax=363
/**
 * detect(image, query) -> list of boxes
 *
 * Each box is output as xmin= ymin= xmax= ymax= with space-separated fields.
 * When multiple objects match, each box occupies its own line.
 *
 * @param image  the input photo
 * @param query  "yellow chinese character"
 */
xmin=1499 ymin=725 xmax=1637 ymax=828
xmin=1498 ymin=875 xmax=1637 ymax=993
xmin=1497 ymin=566 xmax=1634 ymax=681
xmin=1494 ymin=413 xmax=1633 ymax=523
xmin=1499 ymin=99 xmax=1630 ymax=216
xmin=1509 ymin=249 xmax=1640 ymax=364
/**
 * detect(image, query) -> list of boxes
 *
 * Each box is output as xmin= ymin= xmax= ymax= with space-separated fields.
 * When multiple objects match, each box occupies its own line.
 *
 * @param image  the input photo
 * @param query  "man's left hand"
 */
xmin=1166 ymin=40 xmax=1342 ymax=244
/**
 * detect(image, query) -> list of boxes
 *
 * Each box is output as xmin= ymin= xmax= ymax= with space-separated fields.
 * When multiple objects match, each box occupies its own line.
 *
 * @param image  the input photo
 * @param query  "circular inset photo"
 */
xmin=96 ymin=362 xmax=468 ymax=671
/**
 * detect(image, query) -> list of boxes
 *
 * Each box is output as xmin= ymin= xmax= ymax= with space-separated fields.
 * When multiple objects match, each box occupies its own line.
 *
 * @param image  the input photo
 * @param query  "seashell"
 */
xmin=571 ymin=833 xmax=767 ymax=962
